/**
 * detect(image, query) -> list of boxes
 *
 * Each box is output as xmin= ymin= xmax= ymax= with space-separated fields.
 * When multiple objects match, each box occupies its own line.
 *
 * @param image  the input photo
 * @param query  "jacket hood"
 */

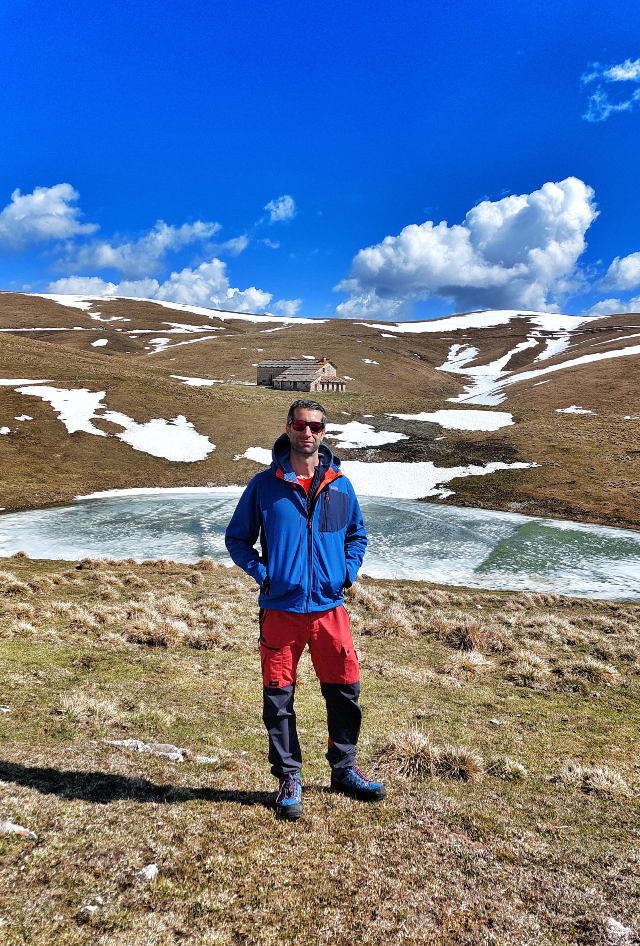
xmin=270 ymin=433 xmax=341 ymax=484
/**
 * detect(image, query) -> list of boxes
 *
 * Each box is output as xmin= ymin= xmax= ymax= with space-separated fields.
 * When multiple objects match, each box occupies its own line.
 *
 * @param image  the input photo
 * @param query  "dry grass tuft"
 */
xmin=181 ymin=570 xmax=204 ymax=587
xmin=504 ymin=649 xmax=551 ymax=688
xmin=556 ymin=761 xmax=632 ymax=797
xmin=344 ymin=581 xmax=385 ymax=612
xmin=91 ymin=603 xmax=128 ymax=625
xmin=374 ymin=729 xmax=484 ymax=782
xmin=150 ymin=558 xmax=174 ymax=571
xmin=195 ymin=556 xmax=220 ymax=571
xmin=122 ymin=572 xmax=149 ymax=588
xmin=10 ymin=550 xmax=29 ymax=559
xmin=363 ymin=604 xmax=415 ymax=638
xmin=60 ymin=690 xmax=120 ymax=722
xmin=487 ymin=756 xmax=528 ymax=780
xmin=439 ymin=650 xmax=491 ymax=678
xmin=125 ymin=616 xmax=190 ymax=648
xmin=444 ymin=616 xmax=501 ymax=653
xmin=373 ymin=729 xmax=441 ymax=778
xmin=439 ymin=742 xmax=485 ymax=782
xmin=568 ymin=656 xmax=621 ymax=685
xmin=3 ymin=600 xmax=36 ymax=619
xmin=9 ymin=619 xmax=38 ymax=637
xmin=0 ymin=570 xmax=32 ymax=595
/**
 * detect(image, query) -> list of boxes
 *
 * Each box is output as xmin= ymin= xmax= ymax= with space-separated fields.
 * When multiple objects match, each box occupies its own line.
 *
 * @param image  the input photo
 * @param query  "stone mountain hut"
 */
xmin=256 ymin=358 xmax=346 ymax=393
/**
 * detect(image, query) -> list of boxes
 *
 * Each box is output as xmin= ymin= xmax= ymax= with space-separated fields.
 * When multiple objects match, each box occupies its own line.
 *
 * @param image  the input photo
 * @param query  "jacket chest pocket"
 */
xmin=319 ymin=490 xmax=350 ymax=532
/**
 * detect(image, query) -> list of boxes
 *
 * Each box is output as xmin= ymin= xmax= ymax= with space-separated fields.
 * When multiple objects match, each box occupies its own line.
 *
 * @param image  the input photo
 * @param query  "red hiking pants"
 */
xmin=259 ymin=605 xmax=359 ymax=688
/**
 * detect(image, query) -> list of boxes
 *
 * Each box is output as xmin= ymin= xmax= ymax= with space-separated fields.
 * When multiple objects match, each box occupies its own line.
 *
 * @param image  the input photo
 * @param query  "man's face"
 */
xmin=286 ymin=408 xmax=326 ymax=458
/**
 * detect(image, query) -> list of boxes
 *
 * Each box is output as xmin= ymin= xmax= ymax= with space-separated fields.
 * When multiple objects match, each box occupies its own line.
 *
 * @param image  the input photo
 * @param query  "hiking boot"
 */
xmin=331 ymin=765 xmax=386 ymax=801
xmin=275 ymin=772 xmax=302 ymax=820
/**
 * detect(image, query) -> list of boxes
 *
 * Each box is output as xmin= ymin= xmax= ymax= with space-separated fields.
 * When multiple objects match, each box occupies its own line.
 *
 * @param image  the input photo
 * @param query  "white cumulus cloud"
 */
xmin=582 ymin=294 xmax=640 ymax=317
xmin=0 ymin=184 xmax=98 ymax=250
xmin=600 ymin=251 xmax=640 ymax=291
xmin=48 ymin=258 xmax=274 ymax=313
xmin=582 ymin=58 xmax=640 ymax=122
xmin=264 ymin=195 xmax=296 ymax=223
xmin=59 ymin=220 xmax=224 ymax=277
xmin=334 ymin=177 xmax=597 ymax=317
xmin=272 ymin=298 xmax=302 ymax=317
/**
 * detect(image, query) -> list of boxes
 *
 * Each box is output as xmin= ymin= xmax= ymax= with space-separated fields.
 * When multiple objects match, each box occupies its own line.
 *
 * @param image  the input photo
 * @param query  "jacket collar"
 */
xmin=270 ymin=433 xmax=341 ymax=485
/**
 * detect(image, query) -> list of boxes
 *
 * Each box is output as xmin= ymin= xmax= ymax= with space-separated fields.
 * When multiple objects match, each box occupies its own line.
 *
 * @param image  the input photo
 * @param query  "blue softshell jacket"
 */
xmin=225 ymin=434 xmax=367 ymax=613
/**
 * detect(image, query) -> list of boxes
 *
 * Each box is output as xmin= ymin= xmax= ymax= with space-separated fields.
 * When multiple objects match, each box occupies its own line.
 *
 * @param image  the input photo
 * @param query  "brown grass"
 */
xmin=374 ymin=729 xmax=485 ymax=783
xmin=0 ymin=562 xmax=639 ymax=944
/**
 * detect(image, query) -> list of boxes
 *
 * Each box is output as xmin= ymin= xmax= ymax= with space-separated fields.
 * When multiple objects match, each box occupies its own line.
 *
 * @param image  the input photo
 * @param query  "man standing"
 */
xmin=225 ymin=398 xmax=385 ymax=820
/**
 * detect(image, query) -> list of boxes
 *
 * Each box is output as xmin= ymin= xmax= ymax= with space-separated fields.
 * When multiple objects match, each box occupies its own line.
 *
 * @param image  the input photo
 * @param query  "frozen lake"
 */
xmin=0 ymin=491 xmax=639 ymax=600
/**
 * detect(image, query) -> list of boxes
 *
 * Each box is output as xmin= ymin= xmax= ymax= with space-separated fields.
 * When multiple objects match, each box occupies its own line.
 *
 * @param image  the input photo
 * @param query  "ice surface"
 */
xmin=324 ymin=422 xmax=409 ymax=449
xmin=77 ymin=486 xmax=245 ymax=499
xmin=14 ymin=415 xmax=32 ymax=421
xmin=386 ymin=409 xmax=513 ymax=431
xmin=0 ymin=427 xmax=9 ymax=435
xmin=556 ymin=406 xmax=595 ymax=414
xmin=91 ymin=339 xmax=108 ymax=347
xmin=1 ymin=492 xmax=638 ymax=599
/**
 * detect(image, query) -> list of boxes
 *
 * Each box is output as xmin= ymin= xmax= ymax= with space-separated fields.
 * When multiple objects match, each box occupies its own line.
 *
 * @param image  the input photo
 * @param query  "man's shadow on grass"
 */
xmin=0 ymin=760 xmax=276 ymax=809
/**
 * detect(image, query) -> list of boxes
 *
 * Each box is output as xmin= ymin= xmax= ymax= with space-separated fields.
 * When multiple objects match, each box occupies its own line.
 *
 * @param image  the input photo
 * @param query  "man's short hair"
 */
xmin=287 ymin=399 xmax=327 ymax=426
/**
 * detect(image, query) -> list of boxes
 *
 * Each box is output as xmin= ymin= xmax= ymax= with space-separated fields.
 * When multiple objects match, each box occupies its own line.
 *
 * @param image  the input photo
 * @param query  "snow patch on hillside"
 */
xmin=356 ymin=309 xmax=592 ymax=335
xmin=13 ymin=384 xmax=214 ymax=461
xmin=236 ymin=448 xmax=534 ymax=499
xmin=387 ymin=409 xmax=514 ymax=431
xmin=35 ymin=293 xmax=325 ymax=326
xmin=16 ymin=386 xmax=109 ymax=436
xmin=459 ymin=343 xmax=640 ymax=404
xmin=556 ymin=405 xmax=595 ymax=414
xmin=171 ymin=376 xmax=224 ymax=386
xmin=0 ymin=379 xmax=51 ymax=386
xmin=325 ymin=422 xmax=408 ymax=449
xmin=440 ymin=337 xmax=540 ymax=405
xmin=102 ymin=411 xmax=214 ymax=461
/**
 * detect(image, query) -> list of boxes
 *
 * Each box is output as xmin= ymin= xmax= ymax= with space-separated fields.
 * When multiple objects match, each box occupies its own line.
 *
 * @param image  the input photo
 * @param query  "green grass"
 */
xmin=1 ymin=558 xmax=639 ymax=943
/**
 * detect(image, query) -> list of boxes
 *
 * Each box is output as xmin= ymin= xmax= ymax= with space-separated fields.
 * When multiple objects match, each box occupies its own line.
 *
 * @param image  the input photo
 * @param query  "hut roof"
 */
xmin=273 ymin=367 xmax=324 ymax=381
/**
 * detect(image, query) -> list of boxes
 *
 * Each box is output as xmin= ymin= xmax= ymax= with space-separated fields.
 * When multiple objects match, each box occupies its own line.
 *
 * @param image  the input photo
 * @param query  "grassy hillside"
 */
xmin=0 ymin=556 xmax=639 ymax=944
xmin=0 ymin=293 xmax=639 ymax=529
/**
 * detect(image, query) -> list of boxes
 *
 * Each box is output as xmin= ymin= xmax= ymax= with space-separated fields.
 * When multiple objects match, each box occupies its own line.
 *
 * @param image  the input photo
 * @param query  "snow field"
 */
xmin=386 ymin=409 xmax=514 ymax=431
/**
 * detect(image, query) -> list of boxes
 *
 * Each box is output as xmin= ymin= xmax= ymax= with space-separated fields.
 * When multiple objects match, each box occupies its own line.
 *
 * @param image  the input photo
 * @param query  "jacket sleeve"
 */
xmin=224 ymin=479 xmax=268 ymax=588
xmin=343 ymin=484 xmax=367 ymax=588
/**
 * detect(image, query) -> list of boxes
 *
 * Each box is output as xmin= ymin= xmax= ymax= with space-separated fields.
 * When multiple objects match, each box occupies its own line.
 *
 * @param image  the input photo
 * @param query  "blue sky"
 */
xmin=1 ymin=0 xmax=640 ymax=319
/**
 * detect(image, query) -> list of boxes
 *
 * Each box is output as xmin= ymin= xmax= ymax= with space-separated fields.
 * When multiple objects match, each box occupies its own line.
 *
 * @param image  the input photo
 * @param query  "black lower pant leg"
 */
xmin=262 ymin=683 xmax=302 ymax=778
xmin=321 ymin=681 xmax=362 ymax=773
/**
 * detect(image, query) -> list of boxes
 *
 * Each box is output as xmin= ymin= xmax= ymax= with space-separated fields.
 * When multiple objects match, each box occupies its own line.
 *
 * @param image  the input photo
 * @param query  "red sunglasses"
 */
xmin=290 ymin=419 xmax=325 ymax=433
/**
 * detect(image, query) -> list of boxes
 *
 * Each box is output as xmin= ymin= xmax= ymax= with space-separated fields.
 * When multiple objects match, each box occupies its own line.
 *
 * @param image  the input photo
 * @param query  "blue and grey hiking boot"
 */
xmin=331 ymin=765 xmax=386 ymax=801
xmin=275 ymin=772 xmax=303 ymax=820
